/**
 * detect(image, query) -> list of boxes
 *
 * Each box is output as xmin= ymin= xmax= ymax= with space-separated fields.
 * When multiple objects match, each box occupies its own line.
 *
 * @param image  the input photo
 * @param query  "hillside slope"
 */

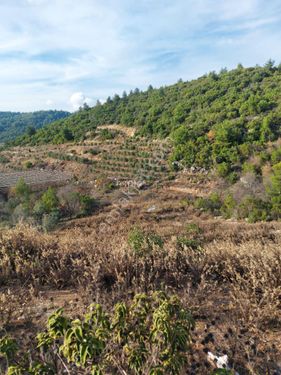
xmin=11 ymin=63 xmax=281 ymax=170
xmin=8 ymin=62 xmax=281 ymax=221
xmin=0 ymin=110 xmax=70 ymax=142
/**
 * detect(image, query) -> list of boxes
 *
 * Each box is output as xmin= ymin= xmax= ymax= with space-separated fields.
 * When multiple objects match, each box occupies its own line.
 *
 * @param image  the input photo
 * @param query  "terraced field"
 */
xmin=0 ymin=127 xmax=173 ymax=187
xmin=0 ymin=170 xmax=72 ymax=194
xmin=89 ymin=138 xmax=172 ymax=182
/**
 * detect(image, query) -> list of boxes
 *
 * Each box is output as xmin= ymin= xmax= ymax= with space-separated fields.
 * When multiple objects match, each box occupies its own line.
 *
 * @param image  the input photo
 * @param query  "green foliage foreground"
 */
xmin=0 ymin=292 xmax=195 ymax=375
xmin=3 ymin=178 xmax=97 ymax=231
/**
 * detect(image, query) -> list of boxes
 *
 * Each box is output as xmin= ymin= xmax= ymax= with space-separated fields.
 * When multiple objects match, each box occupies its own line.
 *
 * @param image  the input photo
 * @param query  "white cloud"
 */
xmin=46 ymin=99 xmax=54 ymax=106
xmin=26 ymin=0 xmax=47 ymax=4
xmin=218 ymin=0 xmax=259 ymax=20
xmin=0 ymin=0 xmax=280 ymax=111
xmin=70 ymin=92 xmax=92 ymax=111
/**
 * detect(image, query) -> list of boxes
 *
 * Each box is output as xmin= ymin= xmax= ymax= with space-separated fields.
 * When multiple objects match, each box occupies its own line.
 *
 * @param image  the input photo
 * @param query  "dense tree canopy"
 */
xmin=0 ymin=110 xmax=70 ymax=142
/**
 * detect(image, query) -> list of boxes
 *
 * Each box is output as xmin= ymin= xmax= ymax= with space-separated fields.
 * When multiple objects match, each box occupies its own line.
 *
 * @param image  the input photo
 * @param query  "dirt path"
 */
xmin=167 ymin=185 xmax=209 ymax=197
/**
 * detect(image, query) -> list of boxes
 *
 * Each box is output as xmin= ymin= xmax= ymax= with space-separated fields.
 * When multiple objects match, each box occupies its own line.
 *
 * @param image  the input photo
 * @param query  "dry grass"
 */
xmin=0 ymin=223 xmax=280 ymax=374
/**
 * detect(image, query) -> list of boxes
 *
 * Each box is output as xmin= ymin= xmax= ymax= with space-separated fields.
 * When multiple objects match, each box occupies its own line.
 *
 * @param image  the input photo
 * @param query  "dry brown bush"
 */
xmin=0 ymin=224 xmax=280 ymax=374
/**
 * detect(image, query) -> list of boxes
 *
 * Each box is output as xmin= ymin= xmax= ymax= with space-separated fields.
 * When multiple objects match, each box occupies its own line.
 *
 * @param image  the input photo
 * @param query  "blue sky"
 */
xmin=1 ymin=0 xmax=281 ymax=111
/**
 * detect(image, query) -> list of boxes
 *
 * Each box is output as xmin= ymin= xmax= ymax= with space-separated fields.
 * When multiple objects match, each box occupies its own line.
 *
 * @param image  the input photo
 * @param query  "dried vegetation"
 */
xmin=0 ymin=220 xmax=280 ymax=374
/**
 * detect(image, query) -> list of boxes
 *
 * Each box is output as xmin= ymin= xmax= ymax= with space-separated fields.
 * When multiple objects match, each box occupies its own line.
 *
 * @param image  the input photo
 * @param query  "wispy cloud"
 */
xmin=0 ymin=0 xmax=281 ymax=111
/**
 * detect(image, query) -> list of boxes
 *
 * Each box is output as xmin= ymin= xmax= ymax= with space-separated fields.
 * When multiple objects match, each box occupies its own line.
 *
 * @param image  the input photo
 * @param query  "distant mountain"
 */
xmin=0 ymin=110 xmax=70 ymax=142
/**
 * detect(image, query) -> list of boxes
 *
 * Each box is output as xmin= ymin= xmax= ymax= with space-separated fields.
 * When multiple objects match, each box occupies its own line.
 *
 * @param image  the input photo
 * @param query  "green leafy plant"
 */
xmin=220 ymin=194 xmax=236 ymax=219
xmin=11 ymin=177 xmax=31 ymax=202
xmin=267 ymin=162 xmax=281 ymax=218
xmin=3 ymin=292 xmax=194 ymax=375
xmin=40 ymin=188 xmax=59 ymax=213
xmin=176 ymin=223 xmax=203 ymax=252
xmin=128 ymin=227 xmax=164 ymax=256
xmin=0 ymin=336 xmax=18 ymax=368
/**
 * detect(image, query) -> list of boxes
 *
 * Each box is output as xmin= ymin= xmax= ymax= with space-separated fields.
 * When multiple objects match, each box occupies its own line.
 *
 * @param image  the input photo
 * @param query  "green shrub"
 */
xmin=176 ymin=236 xmax=201 ymax=251
xmin=237 ymin=196 xmax=269 ymax=222
xmin=88 ymin=148 xmax=100 ymax=156
xmin=242 ymin=162 xmax=260 ymax=175
xmin=267 ymin=162 xmax=281 ymax=218
xmin=221 ymin=194 xmax=236 ymax=219
xmin=0 ymin=335 xmax=18 ymax=366
xmin=99 ymin=129 xmax=116 ymax=140
xmin=103 ymin=181 xmax=116 ymax=193
xmin=11 ymin=203 xmax=30 ymax=224
xmin=226 ymin=171 xmax=239 ymax=184
xmin=24 ymin=161 xmax=33 ymax=169
xmin=176 ymin=223 xmax=203 ymax=251
xmin=271 ymin=147 xmax=281 ymax=164
xmin=81 ymin=157 xmax=93 ymax=164
xmin=42 ymin=211 xmax=60 ymax=232
xmin=0 ymin=155 xmax=9 ymax=164
xmin=3 ymin=292 xmax=194 ymax=375
xmin=217 ymin=162 xmax=230 ymax=178
xmin=12 ymin=177 xmax=30 ymax=202
xmin=78 ymin=194 xmax=96 ymax=216
xmin=32 ymin=200 xmax=46 ymax=221
xmin=40 ymin=187 xmax=59 ymax=213
xmin=128 ymin=227 xmax=164 ymax=256
xmin=194 ymin=193 xmax=222 ymax=214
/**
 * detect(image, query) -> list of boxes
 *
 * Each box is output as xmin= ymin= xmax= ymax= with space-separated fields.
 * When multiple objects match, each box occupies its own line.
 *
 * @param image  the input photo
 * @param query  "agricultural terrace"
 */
xmin=0 ymin=170 xmax=72 ymax=194
xmin=0 ymin=130 xmax=172 ymax=186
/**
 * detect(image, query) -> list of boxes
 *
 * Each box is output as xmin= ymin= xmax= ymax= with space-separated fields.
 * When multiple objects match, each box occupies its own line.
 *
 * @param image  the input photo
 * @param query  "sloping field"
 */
xmin=0 ymin=133 xmax=172 ymax=185
xmin=0 ymin=170 xmax=72 ymax=193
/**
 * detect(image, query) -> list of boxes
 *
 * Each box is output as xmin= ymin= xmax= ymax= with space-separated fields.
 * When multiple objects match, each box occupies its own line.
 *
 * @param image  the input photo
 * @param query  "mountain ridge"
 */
xmin=0 ymin=110 xmax=70 ymax=142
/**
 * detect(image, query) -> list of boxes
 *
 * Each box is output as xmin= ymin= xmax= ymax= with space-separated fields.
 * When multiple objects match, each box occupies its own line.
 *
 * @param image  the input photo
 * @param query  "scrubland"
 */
xmin=0 ymin=216 xmax=280 ymax=374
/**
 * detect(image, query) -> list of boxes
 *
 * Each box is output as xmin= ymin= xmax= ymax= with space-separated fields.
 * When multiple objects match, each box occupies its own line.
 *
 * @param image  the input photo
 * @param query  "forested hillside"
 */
xmin=0 ymin=110 xmax=70 ymax=142
xmin=10 ymin=62 xmax=281 ymax=181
